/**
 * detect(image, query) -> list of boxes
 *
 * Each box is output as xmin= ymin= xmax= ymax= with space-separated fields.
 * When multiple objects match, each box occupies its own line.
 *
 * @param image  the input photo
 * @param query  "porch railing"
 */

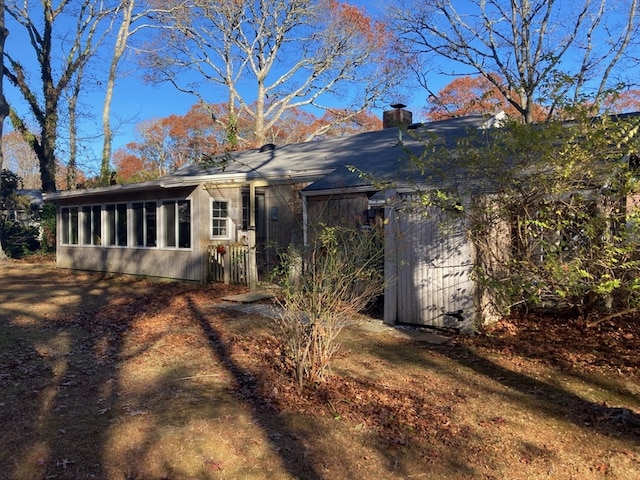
xmin=207 ymin=243 xmax=251 ymax=285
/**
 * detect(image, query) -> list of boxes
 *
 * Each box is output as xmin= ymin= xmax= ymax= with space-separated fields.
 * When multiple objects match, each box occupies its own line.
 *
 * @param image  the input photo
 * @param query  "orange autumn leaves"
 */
xmin=426 ymin=75 xmax=640 ymax=122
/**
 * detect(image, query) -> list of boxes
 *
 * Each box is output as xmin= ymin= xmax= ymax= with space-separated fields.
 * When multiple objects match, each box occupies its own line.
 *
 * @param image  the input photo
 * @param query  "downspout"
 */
xmin=302 ymin=193 xmax=308 ymax=247
xmin=247 ymin=181 xmax=258 ymax=290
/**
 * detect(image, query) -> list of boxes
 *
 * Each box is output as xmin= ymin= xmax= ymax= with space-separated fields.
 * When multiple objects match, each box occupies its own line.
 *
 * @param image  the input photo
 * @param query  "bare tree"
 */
xmin=141 ymin=0 xmax=404 ymax=147
xmin=2 ymin=131 xmax=40 ymax=189
xmin=390 ymin=0 xmax=639 ymax=123
xmin=0 ymin=0 xmax=9 ymax=260
xmin=65 ymin=60 xmax=85 ymax=190
xmin=4 ymin=0 xmax=113 ymax=192
xmin=100 ymin=0 xmax=168 ymax=186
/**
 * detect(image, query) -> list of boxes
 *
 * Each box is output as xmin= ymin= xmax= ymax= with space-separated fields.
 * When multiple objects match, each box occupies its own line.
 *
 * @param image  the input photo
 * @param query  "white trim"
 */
xmin=160 ymin=198 xmax=193 ymax=250
xmin=209 ymin=198 xmax=232 ymax=240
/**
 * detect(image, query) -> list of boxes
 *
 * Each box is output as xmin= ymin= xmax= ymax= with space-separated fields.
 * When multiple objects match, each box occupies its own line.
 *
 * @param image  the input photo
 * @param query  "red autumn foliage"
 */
xmin=113 ymin=102 xmax=382 ymax=183
xmin=426 ymin=76 xmax=548 ymax=122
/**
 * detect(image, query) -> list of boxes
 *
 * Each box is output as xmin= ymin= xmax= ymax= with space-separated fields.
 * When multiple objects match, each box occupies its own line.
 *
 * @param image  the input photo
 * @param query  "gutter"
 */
xmin=42 ymin=181 xmax=172 ymax=201
xmin=43 ymin=168 xmax=338 ymax=202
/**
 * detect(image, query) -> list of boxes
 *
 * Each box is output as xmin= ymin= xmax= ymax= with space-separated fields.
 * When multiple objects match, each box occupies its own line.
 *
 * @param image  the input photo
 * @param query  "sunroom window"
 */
xmin=105 ymin=203 xmax=128 ymax=246
xmin=80 ymin=205 xmax=102 ymax=245
xmin=132 ymin=202 xmax=157 ymax=247
xmin=162 ymin=200 xmax=191 ymax=248
xmin=60 ymin=207 xmax=79 ymax=245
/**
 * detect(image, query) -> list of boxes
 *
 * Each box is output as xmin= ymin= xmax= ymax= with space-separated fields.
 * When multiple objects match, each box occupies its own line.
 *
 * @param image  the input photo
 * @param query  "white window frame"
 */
xmin=210 ymin=199 xmax=231 ymax=240
xmin=60 ymin=206 xmax=79 ymax=245
xmin=79 ymin=205 xmax=102 ymax=246
xmin=104 ymin=203 xmax=128 ymax=247
xmin=161 ymin=199 xmax=192 ymax=249
xmin=131 ymin=201 xmax=158 ymax=248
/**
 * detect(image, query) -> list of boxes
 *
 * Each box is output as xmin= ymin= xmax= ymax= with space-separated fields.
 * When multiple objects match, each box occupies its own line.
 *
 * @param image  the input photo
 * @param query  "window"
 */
xmin=60 ymin=207 xmax=79 ymax=245
xmin=242 ymin=194 xmax=249 ymax=231
xmin=105 ymin=203 xmax=128 ymax=246
xmin=80 ymin=205 xmax=101 ymax=245
xmin=211 ymin=200 xmax=229 ymax=238
xmin=162 ymin=200 xmax=191 ymax=248
xmin=132 ymin=202 xmax=157 ymax=247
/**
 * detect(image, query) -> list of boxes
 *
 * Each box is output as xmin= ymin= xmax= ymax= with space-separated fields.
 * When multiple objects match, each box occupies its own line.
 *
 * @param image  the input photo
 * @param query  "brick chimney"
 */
xmin=383 ymin=103 xmax=412 ymax=129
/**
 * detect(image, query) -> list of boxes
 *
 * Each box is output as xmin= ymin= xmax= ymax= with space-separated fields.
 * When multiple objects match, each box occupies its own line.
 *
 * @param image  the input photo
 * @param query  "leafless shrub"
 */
xmin=275 ymin=225 xmax=385 ymax=389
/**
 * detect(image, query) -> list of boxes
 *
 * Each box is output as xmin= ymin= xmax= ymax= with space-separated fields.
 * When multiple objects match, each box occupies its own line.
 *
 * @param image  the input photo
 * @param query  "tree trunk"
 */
xmin=101 ymin=0 xmax=137 ymax=186
xmin=0 ymin=2 xmax=10 ymax=260
xmin=67 ymin=66 xmax=83 ymax=190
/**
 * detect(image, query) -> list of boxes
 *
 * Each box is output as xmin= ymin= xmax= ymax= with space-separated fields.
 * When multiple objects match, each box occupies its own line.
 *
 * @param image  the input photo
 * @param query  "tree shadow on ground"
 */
xmin=344 ymin=329 xmax=640 ymax=477
xmin=0 ymin=267 xmax=136 ymax=479
xmin=186 ymin=296 xmax=324 ymax=480
xmin=358 ymin=323 xmax=640 ymax=443
xmin=430 ymin=342 xmax=640 ymax=441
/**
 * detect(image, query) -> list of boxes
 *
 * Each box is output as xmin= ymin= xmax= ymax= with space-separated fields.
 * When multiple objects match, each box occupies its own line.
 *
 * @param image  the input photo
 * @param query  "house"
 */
xmin=2 ymin=189 xmax=44 ymax=226
xmin=44 ymin=110 xmax=505 ymax=329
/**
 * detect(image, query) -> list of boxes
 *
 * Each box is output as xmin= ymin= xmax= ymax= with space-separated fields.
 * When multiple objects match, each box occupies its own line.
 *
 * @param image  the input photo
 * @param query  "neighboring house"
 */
xmin=44 ymin=110 xmax=504 ymax=329
xmin=4 ymin=189 xmax=44 ymax=226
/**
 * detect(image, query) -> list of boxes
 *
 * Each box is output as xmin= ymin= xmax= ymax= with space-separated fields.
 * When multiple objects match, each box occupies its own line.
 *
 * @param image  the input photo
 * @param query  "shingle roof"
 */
xmin=300 ymin=114 xmax=497 ymax=194
xmin=165 ymin=115 xmax=487 ymax=186
xmin=44 ymin=114 xmax=498 ymax=200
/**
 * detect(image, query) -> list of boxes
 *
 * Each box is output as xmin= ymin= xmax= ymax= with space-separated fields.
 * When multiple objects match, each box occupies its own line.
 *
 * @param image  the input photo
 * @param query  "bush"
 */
xmin=274 ymin=225 xmax=385 ymax=389
xmin=0 ymin=217 xmax=41 ymax=258
xmin=39 ymin=202 xmax=57 ymax=253
xmin=411 ymin=113 xmax=640 ymax=318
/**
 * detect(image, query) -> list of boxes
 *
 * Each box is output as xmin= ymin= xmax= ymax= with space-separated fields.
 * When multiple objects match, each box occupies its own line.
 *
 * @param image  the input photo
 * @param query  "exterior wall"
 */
xmin=56 ymin=186 xmax=207 ymax=282
xmin=305 ymin=193 xmax=371 ymax=242
xmin=202 ymin=184 xmax=243 ymax=244
xmin=306 ymin=191 xmax=477 ymax=329
xmin=56 ymin=245 xmax=205 ymax=281
xmin=55 ymin=181 xmax=312 ymax=283
xmin=266 ymin=183 xmax=308 ymax=248
xmin=205 ymin=181 xmax=309 ymax=274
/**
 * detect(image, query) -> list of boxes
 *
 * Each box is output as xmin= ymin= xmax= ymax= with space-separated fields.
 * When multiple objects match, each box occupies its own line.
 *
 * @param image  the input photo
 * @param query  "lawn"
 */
xmin=0 ymin=260 xmax=639 ymax=479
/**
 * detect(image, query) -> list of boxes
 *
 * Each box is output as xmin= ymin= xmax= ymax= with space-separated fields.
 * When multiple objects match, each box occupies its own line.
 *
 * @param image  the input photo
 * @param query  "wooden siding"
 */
xmin=306 ymin=191 xmax=478 ymax=329
xmin=305 ymin=193 xmax=371 ymax=246
xmin=385 ymin=193 xmax=476 ymax=329
xmin=56 ymin=186 xmax=208 ymax=282
xmin=55 ymin=181 xmax=310 ymax=282
xmin=207 ymin=243 xmax=251 ymax=285
xmin=265 ymin=183 xmax=307 ymax=247
xmin=56 ymin=245 xmax=206 ymax=282
xmin=306 ymin=193 xmax=370 ymax=228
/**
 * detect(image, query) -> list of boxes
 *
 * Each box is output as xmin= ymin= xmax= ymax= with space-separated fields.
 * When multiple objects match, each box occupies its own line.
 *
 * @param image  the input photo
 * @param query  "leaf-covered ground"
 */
xmin=1 ymin=260 xmax=638 ymax=479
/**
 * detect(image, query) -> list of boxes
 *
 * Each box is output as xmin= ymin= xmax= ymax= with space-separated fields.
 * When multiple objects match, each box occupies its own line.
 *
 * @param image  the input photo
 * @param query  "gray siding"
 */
xmin=385 ymin=194 xmax=476 ymax=330
xmin=56 ymin=186 xmax=208 ymax=282
xmin=266 ymin=183 xmax=308 ymax=247
xmin=55 ymin=182 xmax=310 ymax=282
xmin=305 ymin=193 xmax=370 ymax=244
xmin=56 ymin=246 xmax=206 ymax=282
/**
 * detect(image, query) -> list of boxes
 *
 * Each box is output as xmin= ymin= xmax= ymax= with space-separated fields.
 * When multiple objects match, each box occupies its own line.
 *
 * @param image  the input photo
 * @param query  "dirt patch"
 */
xmin=1 ymin=260 xmax=639 ymax=479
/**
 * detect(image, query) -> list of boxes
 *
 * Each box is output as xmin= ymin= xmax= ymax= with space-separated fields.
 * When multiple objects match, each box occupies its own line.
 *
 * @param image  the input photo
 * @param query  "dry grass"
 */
xmin=0 ymin=260 xmax=639 ymax=479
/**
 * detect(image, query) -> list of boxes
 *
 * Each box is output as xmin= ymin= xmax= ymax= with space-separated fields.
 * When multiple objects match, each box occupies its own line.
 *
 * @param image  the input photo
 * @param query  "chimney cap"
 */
xmin=259 ymin=143 xmax=276 ymax=152
xmin=390 ymin=103 xmax=407 ymax=109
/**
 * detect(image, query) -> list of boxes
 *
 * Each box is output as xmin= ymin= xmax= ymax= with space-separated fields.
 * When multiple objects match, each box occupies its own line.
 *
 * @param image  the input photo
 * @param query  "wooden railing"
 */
xmin=207 ymin=243 xmax=252 ymax=285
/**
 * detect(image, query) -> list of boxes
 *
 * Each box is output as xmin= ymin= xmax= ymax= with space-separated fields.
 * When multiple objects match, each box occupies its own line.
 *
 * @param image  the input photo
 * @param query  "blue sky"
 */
xmin=5 ymin=0 xmax=638 ymax=177
xmin=101 ymin=1 xmax=421 ymax=132
xmin=4 ymin=0 xmax=428 ymax=177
